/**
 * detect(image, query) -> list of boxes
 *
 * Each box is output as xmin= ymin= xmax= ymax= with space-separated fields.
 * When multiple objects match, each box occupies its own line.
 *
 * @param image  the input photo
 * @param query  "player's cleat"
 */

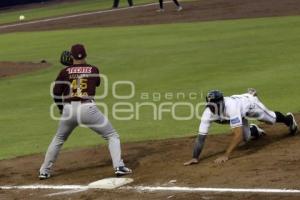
xmin=156 ymin=9 xmax=165 ymax=12
xmin=250 ymin=124 xmax=265 ymax=140
xmin=115 ymin=166 xmax=132 ymax=177
xmin=247 ymin=88 xmax=257 ymax=96
xmin=287 ymin=113 xmax=298 ymax=135
xmin=39 ymin=173 xmax=50 ymax=180
xmin=177 ymin=6 xmax=183 ymax=11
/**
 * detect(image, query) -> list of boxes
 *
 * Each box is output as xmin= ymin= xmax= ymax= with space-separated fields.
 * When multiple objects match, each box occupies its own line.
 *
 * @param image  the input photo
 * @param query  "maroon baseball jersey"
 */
xmin=53 ymin=64 xmax=100 ymax=109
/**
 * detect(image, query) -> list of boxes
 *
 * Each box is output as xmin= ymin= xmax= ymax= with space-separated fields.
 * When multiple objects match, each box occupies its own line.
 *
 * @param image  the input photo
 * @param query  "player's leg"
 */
xmin=242 ymin=118 xmax=251 ymax=142
xmin=127 ymin=0 xmax=133 ymax=7
xmin=79 ymin=104 xmax=132 ymax=176
xmin=173 ymin=0 xmax=182 ymax=10
xmin=158 ymin=0 xmax=164 ymax=10
xmin=250 ymin=98 xmax=298 ymax=134
xmin=242 ymin=119 xmax=265 ymax=142
xmin=112 ymin=0 xmax=120 ymax=8
xmin=39 ymin=105 xmax=77 ymax=179
xmin=249 ymin=124 xmax=265 ymax=140
xmin=274 ymin=111 xmax=297 ymax=130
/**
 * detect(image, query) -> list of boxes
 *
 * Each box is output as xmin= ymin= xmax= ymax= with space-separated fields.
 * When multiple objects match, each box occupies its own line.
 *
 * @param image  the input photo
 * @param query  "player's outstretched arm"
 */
xmin=215 ymin=127 xmax=243 ymax=164
xmin=184 ymin=134 xmax=207 ymax=166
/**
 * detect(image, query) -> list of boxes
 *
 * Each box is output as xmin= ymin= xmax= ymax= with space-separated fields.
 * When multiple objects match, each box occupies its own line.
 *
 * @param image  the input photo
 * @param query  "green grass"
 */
xmin=0 ymin=0 xmax=155 ymax=25
xmin=0 ymin=16 xmax=300 ymax=159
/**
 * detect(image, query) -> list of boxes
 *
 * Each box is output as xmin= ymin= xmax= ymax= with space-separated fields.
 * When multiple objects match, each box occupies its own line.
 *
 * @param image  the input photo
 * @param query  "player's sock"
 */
xmin=250 ymin=126 xmax=259 ymax=139
xmin=250 ymin=124 xmax=265 ymax=140
xmin=173 ymin=0 xmax=180 ymax=7
xmin=275 ymin=111 xmax=292 ymax=126
xmin=159 ymin=0 xmax=164 ymax=9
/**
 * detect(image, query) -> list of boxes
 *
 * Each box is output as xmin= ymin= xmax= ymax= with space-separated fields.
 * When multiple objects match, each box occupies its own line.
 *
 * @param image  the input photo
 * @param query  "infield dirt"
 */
xmin=0 ymin=115 xmax=299 ymax=199
xmin=0 ymin=61 xmax=50 ymax=78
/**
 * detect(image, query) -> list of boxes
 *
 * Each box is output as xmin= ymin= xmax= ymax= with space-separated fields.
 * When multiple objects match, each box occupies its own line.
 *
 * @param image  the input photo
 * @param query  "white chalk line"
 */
xmin=0 ymin=1 xmax=172 ymax=30
xmin=2 ymin=185 xmax=300 ymax=194
xmin=127 ymin=186 xmax=300 ymax=194
xmin=47 ymin=188 xmax=89 ymax=197
xmin=0 ymin=185 xmax=87 ymax=190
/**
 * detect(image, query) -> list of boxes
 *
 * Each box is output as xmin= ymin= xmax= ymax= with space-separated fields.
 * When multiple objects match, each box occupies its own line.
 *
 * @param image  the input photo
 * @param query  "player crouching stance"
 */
xmin=39 ymin=44 xmax=132 ymax=179
xmin=184 ymin=89 xmax=298 ymax=166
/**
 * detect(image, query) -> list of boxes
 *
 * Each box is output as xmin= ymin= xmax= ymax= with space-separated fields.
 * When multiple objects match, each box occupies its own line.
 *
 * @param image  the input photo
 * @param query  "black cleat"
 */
xmin=287 ymin=113 xmax=298 ymax=135
xmin=115 ymin=166 xmax=132 ymax=177
xmin=39 ymin=173 xmax=50 ymax=180
xmin=250 ymin=124 xmax=266 ymax=140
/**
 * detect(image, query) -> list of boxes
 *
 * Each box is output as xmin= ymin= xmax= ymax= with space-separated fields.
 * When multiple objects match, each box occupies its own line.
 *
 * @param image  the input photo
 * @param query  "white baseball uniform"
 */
xmin=199 ymin=93 xmax=276 ymax=141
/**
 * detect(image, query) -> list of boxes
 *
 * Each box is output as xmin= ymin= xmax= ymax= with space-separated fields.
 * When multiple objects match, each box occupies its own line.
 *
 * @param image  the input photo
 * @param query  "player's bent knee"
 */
xmin=103 ymin=131 xmax=120 ymax=140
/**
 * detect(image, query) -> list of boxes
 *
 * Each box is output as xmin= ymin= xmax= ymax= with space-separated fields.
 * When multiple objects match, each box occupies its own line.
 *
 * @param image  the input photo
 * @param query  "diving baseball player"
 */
xmin=39 ymin=44 xmax=132 ymax=179
xmin=184 ymin=89 xmax=298 ymax=166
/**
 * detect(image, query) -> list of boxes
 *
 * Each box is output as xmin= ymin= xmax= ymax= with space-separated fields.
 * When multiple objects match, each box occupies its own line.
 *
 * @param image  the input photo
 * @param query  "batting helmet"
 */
xmin=206 ymin=90 xmax=224 ymax=115
xmin=206 ymin=90 xmax=224 ymax=103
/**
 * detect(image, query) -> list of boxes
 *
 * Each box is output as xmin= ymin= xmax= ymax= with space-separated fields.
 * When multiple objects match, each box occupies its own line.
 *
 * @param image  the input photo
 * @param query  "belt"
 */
xmin=65 ymin=99 xmax=94 ymax=104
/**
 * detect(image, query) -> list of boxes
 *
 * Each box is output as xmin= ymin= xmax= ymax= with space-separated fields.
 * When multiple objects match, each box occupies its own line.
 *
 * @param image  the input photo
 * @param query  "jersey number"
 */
xmin=71 ymin=78 xmax=88 ymax=90
xmin=71 ymin=78 xmax=88 ymax=97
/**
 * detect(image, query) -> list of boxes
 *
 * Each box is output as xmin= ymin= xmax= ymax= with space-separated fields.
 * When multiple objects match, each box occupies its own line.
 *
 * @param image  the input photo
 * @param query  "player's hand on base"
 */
xmin=184 ymin=158 xmax=199 ymax=166
xmin=214 ymin=155 xmax=229 ymax=164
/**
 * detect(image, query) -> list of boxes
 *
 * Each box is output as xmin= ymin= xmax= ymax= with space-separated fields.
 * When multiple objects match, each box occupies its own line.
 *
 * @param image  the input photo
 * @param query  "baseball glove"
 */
xmin=60 ymin=50 xmax=73 ymax=66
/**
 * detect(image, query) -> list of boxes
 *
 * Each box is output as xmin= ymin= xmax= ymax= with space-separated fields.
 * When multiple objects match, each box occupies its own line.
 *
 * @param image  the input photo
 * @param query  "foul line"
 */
xmin=128 ymin=186 xmax=300 ymax=194
xmin=0 ymin=185 xmax=87 ymax=190
xmin=2 ymin=185 xmax=300 ymax=194
xmin=47 ymin=188 xmax=89 ymax=197
xmin=0 ymin=1 xmax=171 ymax=30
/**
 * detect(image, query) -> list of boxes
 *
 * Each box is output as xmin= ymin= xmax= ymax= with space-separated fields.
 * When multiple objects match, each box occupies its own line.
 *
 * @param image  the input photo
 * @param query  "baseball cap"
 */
xmin=71 ymin=44 xmax=87 ymax=60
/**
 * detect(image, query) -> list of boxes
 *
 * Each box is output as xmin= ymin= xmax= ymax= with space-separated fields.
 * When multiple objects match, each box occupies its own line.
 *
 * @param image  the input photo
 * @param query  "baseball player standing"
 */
xmin=184 ymin=89 xmax=298 ymax=166
xmin=39 ymin=44 xmax=132 ymax=179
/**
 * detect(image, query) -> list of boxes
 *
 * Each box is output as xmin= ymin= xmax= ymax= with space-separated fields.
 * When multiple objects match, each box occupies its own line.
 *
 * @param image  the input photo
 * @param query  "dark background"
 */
xmin=0 ymin=0 xmax=49 ymax=8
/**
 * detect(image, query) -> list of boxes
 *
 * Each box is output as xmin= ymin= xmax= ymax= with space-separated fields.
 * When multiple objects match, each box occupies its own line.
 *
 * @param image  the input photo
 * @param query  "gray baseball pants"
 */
xmin=40 ymin=102 xmax=124 ymax=175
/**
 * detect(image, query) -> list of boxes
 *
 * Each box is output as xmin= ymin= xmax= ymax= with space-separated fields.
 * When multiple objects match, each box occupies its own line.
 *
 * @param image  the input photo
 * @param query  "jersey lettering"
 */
xmin=66 ymin=67 xmax=92 ymax=74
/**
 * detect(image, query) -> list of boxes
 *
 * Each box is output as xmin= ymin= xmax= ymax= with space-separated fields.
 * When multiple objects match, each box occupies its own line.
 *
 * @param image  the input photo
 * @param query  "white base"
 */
xmin=88 ymin=178 xmax=134 ymax=189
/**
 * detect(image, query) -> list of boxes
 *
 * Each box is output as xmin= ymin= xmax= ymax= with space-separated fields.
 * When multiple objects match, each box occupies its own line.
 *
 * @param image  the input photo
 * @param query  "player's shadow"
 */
xmin=237 ymin=132 xmax=296 ymax=157
xmin=200 ymin=130 xmax=297 ymax=161
xmin=54 ymin=145 xmax=154 ymax=178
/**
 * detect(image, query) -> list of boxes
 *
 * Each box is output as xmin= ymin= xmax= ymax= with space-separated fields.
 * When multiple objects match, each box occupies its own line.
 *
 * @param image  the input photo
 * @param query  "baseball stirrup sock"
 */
xmin=275 ymin=111 xmax=291 ymax=126
xmin=250 ymin=126 xmax=258 ymax=137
